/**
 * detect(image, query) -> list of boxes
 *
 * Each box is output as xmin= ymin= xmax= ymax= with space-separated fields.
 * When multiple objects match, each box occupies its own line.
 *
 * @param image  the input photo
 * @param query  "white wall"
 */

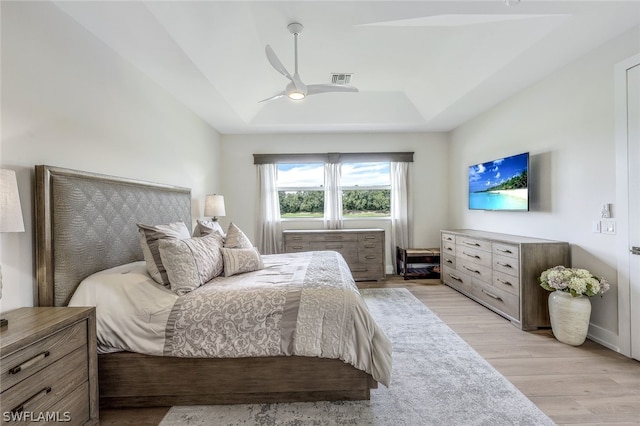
xmin=448 ymin=27 xmax=640 ymax=349
xmin=0 ymin=2 xmax=222 ymax=312
xmin=220 ymin=133 xmax=449 ymax=272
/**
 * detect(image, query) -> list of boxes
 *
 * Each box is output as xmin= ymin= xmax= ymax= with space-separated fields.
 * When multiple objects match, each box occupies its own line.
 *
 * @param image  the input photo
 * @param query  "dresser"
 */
xmin=0 ymin=307 xmax=98 ymax=425
xmin=441 ymin=229 xmax=570 ymax=330
xmin=283 ymin=229 xmax=385 ymax=281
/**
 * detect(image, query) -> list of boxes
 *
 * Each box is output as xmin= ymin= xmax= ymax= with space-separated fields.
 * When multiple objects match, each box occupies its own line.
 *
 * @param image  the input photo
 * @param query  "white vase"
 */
xmin=548 ymin=291 xmax=592 ymax=346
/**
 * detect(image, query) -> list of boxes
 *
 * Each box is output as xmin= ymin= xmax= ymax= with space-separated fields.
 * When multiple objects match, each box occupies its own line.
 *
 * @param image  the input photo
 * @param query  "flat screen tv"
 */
xmin=468 ymin=152 xmax=529 ymax=211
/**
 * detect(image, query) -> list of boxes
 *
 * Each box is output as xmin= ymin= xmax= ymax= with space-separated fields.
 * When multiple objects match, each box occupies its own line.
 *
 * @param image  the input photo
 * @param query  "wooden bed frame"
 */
xmin=34 ymin=165 xmax=377 ymax=408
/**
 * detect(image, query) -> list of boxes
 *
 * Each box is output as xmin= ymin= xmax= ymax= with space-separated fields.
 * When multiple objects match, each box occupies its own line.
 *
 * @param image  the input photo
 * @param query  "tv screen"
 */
xmin=468 ymin=152 xmax=529 ymax=211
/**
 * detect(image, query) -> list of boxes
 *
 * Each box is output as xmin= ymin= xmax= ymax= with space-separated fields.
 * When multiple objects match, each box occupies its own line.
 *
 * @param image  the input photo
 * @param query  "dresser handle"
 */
xmin=448 ymin=273 xmax=463 ymax=282
xmin=481 ymin=289 xmax=502 ymax=301
xmin=463 ymin=252 xmax=481 ymax=259
xmin=496 ymin=278 xmax=513 ymax=286
xmin=291 ymin=245 xmax=305 ymax=250
xmin=496 ymin=248 xmax=513 ymax=254
xmin=462 ymin=265 xmax=480 ymax=274
xmin=11 ymin=387 xmax=52 ymax=413
xmin=446 ymin=247 xmax=453 ymax=252
xmin=445 ymin=259 xmax=453 ymax=264
xmin=291 ymin=236 xmax=303 ymax=241
xmin=364 ymin=244 xmax=376 ymax=249
xmin=463 ymin=240 xmax=480 ymax=247
xmin=364 ymin=236 xmax=377 ymax=240
xmin=364 ymin=255 xmax=377 ymax=260
xmin=9 ymin=351 xmax=50 ymax=375
xmin=496 ymin=262 xmax=513 ymax=268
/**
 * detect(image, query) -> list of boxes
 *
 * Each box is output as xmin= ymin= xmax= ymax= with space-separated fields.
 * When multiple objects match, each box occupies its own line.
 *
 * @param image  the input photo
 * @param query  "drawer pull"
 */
xmin=446 ymin=247 xmax=453 ymax=252
xmin=325 ymin=236 xmax=344 ymax=241
xmin=448 ymin=273 xmax=463 ymax=282
xmin=11 ymin=387 xmax=52 ymax=413
xmin=463 ymin=251 xmax=481 ymax=259
xmin=291 ymin=245 xmax=305 ymax=250
xmin=351 ymin=267 xmax=368 ymax=272
xmin=463 ymin=240 xmax=481 ymax=247
xmin=445 ymin=259 xmax=453 ymax=264
xmin=365 ymin=255 xmax=376 ymax=260
xmin=462 ymin=265 xmax=480 ymax=274
xmin=496 ymin=248 xmax=513 ymax=254
xmin=496 ymin=262 xmax=513 ymax=268
xmin=496 ymin=278 xmax=513 ymax=286
xmin=364 ymin=236 xmax=377 ymax=240
xmin=291 ymin=236 xmax=303 ymax=241
xmin=325 ymin=245 xmax=344 ymax=250
xmin=444 ymin=236 xmax=453 ymax=241
xmin=482 ymin=289 xmax=502 ymax=301
xmin=9 ymin=351 xmax=50 ymax=375
xmin=364 ymin=244 xmax=376 ymax=249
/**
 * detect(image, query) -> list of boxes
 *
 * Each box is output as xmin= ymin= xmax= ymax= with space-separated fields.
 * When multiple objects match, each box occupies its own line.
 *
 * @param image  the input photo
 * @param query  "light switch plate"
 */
xmin=601 ymin=220 xmax=616 ymax=235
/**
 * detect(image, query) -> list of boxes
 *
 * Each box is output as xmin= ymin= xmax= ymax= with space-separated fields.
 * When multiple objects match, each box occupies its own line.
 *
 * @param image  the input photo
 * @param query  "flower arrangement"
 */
xmin=540 ymin=266 xmax=610 ymax=297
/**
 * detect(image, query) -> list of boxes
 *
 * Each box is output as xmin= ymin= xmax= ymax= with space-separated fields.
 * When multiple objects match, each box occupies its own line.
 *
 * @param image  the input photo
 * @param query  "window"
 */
xmin=276 ymin=162 xmax=390 ymax=218
xmin=341 ymin=162 xmax=390 ymax=218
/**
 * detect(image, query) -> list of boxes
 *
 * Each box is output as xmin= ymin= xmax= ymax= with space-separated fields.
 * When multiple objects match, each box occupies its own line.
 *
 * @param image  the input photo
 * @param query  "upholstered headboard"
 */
xmin=35 ymin=165 xmax=192 ymax=307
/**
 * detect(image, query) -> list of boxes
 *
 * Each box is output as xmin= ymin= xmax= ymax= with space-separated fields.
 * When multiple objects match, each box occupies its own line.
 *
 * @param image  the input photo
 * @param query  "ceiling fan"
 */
xmin=260 ymin=22 xmax=358 ymax=102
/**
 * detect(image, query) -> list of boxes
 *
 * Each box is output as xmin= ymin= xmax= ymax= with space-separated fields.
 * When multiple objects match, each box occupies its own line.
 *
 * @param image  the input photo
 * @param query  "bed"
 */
xmin=34 ymin=165 xmax=391 ymax=408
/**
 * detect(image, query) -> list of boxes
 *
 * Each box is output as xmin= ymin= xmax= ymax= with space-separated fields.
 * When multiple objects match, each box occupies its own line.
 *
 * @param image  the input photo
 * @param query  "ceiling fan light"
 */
xmin=288 ymin=91 xmax=305 ymax=100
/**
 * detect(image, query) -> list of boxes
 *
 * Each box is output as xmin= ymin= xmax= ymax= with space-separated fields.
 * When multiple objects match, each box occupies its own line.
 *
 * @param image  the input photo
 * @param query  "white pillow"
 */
xmin=158 ymin=231 xmax=224 ymax=295
xmin=224 ymin=222 xmax=254 ymax=249
xmin=192 ymin=219 xmax=226 ymax=239
xmin=220 ymin=247 xmax=264 ymax=277
xmin=137 ymin=221 xmax=191 ymax=286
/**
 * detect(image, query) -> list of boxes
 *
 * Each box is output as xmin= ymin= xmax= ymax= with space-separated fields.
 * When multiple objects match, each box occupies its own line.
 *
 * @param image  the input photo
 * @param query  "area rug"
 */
xmin=160 ymin=288 xmax=554 ymax=426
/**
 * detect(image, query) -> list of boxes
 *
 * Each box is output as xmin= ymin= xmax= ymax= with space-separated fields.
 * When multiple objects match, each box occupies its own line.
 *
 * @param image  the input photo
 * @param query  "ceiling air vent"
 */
xmin=330 ymin=73 xmax=353 ymax=85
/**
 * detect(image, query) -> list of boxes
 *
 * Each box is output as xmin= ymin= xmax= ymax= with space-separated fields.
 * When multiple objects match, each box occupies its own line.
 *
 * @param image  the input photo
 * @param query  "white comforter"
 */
xmin=69 ymin=251 xmax=392 ymax=386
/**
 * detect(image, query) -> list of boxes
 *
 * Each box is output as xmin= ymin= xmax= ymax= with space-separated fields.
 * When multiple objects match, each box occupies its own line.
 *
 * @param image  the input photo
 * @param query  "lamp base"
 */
xmin=0 ymin=318 xmax=7 ymax=328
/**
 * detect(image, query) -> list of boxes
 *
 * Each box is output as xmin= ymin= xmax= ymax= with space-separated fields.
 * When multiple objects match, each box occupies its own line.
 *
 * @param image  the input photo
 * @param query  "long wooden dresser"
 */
xmin=440 ymin=229 xmax=570 ymax=330
xmin=283 ymin=229 xmax=385 ymax=281
xmin=0 ymin=307 xmax=98 ymax=425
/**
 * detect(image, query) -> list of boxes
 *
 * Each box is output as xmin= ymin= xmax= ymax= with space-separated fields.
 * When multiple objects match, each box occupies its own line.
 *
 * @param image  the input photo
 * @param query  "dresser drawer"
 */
xmin=442 ymin=241 xmax=456 ymax=255
xmin=350 ymin=264 xmax=384 ymax=281
xmin=307 ymin=233 xmax=358 ymax=243
xmin=493 ymin=254 xmax=520 ymax=277
xmin=473 ymin=280 xmax=519 ymax=320
xmin=492 ymin=243 xmax=519 ymax=259
xmin=493 ymin=270 xmax=520 ymax=296
xmin=455 ymin=245 xmax=492 ymax=268
xmin=442 ymin=265 xmax=474 ymax=293
xmin=0 ymin=347 xmax=88 ymax=420
xmin=359 ymin=232 xmax=382 ymax=244
xmin=441 ymin=253 xmax=456 ymax=269
xmin=441 ymin=233 xmax=456 ymax=244
xmin=457 ymin=258 xmax=492 ymax=284
xmin=0 ymin=321 xmax=86 ymax=393
xmin=456 ymin=236 xmax=492 ymax=252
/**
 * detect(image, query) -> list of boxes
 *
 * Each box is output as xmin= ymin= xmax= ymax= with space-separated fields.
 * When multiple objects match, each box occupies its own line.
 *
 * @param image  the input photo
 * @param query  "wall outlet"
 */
xmin=601 ymin=220 xmax=616 ymax=235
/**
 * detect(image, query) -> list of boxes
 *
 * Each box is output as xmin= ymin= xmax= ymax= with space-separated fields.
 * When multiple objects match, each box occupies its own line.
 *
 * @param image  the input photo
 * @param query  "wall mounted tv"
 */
xmin=468 ymin=152 xmax=529 ymax=211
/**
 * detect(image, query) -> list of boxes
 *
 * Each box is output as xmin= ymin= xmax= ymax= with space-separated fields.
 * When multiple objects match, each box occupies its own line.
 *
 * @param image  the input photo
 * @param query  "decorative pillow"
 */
xmin=192 ymin=219 xmax=226 ymax=239
xmin=224 ymin=222 xmax=253 ymax=249
xmin=158 ymin=231 xmax=224 ymax=295
xmin=220 ymin=247 xmax=264 ymax=277
xmin=138 ymin=221 xmax=191 ymax=285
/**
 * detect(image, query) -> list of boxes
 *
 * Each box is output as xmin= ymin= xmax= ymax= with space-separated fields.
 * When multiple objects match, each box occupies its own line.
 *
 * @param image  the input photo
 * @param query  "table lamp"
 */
xmin=204 ymin=194 xmax=226 ymax=221
xmin=1 ymin=169 xmax=25 ymax=327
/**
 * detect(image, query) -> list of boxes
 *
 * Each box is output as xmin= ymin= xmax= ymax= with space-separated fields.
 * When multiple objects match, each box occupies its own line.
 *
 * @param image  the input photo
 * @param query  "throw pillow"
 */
xmin=138 ymin=221 xmax=191 ymax=285
xmin=220 ymin=247 xmax=264 ymax=277
xmin=224 ymin=222 xmax=254 ymax=249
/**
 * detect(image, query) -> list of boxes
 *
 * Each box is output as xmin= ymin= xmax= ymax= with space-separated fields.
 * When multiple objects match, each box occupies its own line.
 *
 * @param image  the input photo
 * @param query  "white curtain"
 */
xmin=324 ymin=162 xmax=343 ymax=229
xmin=256 ymin=164 xmax=282 ymax=254
xmin=390 ymin=162 xmax=413 ymax=271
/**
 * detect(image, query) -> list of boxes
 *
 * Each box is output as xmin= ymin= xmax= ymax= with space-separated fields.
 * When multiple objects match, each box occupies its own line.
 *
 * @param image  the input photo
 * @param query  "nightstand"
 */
xmin=0 ymin=307 xmax=98 ymax=425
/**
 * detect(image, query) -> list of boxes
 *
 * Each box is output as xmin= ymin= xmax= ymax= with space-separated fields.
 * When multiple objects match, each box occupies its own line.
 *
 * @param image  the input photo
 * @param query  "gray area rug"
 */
xmin=160 ymin=288 xmax=554 ymax=426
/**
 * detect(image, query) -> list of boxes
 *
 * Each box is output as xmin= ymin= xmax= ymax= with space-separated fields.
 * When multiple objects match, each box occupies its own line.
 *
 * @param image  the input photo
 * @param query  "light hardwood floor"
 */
xmin=100 ymin=278 xmax=640 ymax=425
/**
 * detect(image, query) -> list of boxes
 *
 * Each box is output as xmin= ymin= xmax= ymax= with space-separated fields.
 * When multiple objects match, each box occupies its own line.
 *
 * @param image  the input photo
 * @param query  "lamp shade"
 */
xmin=204 ymin=194 xmax=226 ymax=219
xmin=0 ymin=169 xmax=25 ymax=233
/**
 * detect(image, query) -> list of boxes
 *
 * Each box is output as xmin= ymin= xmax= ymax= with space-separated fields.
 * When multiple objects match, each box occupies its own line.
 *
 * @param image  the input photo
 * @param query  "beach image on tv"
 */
xmin=468 ymin=152 xmax=528 ymax=210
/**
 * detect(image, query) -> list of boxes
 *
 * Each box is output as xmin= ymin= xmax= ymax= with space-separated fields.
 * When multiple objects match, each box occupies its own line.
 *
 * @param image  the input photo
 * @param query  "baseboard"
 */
xmin=588 ymin=322 xmax=626 ymax=355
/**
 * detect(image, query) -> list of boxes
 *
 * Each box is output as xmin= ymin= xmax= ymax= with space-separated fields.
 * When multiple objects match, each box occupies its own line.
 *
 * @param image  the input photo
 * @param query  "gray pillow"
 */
xmin=158 ymin=231 xmax=224 ymax=295
xmin=221 ymin=247 xmax=264 ymax=277
xmin=192 ymin=219 xmax=226 ymax=239
xmin=138 ymin=221 xmax=191 ymax=285
xmin=224 ymin=222 xmax=254 ymax=249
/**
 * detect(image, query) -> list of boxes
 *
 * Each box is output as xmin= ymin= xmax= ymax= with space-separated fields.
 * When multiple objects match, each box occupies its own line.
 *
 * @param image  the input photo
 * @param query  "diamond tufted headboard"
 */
xmin=35 ymin=165 xmax=192 ymax=307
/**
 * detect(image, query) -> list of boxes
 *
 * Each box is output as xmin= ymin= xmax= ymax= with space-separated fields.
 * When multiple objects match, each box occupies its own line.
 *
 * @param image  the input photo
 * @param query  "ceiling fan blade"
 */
xmin=306 ymin=84 xmax=359 ymax=95
xmin=265 ymin=45 xmax=293 ymax=80
xmin=291 ymin=73 xmax=307 ymax=94
xmin=259 ymin=91 xmax=286 ymax=103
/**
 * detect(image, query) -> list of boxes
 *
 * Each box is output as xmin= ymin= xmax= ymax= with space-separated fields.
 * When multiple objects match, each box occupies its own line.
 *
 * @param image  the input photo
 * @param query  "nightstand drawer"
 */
xmin=0 ymin=321 xmax=86 ymax=393
xmin=0 ymin=347 xmax=88 ymax=421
